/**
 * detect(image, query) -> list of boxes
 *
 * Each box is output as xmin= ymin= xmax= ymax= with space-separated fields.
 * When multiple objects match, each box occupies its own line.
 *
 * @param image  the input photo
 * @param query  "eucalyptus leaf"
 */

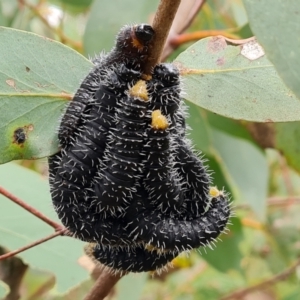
xmin=243 ymin=0 xmax=300 ymax=100
xmin=211 ymin=129 xmax=268 ymax=220
xmin=49 ymin=0 xmax=93 ymax=13
xmin=175 ymin=36 xmax=300 ymax=122
xmin=200 ymin=218 xmax=243 ymax=272
xmin=275 ymin=122 xmax=300 ymax=173
xmin=0 ymin=281 xmax=9 ymax=298
xmin=0 ymin=162 xmax=88 ymax=292
xmin=0 ymin=27 xmax=92 ymax=164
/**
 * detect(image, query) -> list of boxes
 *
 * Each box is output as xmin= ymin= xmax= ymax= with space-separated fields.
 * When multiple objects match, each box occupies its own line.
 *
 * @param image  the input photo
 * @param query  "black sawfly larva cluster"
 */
xmin=48 ymin=24 xmax=232 ymax=273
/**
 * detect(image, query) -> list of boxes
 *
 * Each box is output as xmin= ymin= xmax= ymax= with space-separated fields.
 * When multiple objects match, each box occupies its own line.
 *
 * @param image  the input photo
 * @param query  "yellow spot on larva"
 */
xmin=129 ymin=80 xmax=148 ymax=101
xmin=151 ymin=110 xmax=169 ymax=130
xmin=209 ymin=186 xmax=220 ymax=198
xmin=141 ymin=74 xmax=152 ymax=81
xmin=145 ymin=244 xmax=155 ymax=251
xmin=171 ymin=256 xmax=192 ymax=268
xmin=144 ymin=244 xmax=168 ymax=254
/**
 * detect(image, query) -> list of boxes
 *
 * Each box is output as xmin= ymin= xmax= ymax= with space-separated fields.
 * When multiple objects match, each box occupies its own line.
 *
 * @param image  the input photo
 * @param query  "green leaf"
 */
xmin=200 ymin=218 xmax=244 ymax=273
xmin=0 ymin=162 xmax=89 ymax=292
xmin=175 ymin=36 xmax=300 ymax=122
xmin=0 ymin=0 xmax=18 ymax=27
xmin=191 ymin=266 xmax=245 ymax=298
xmin=49 ymin=279 xmax=94 ymax=300
xmin=206 ymin=111 xmax=254 ymax=144
xmin=0 ymin=27 xmax=92 ymax=164
xmin=22 ymin=268 xmax=55 ymax=299
xmin=211 ymin=129 xmax=268 ymax=220
xmin=116 ymin=273 xmax=147 ymax=300
xmin=186 ymin=105 xmax=268 ymax=218
xmin=275 ymin=122 xmax=300 ymax=173
xmin=83 ymin=0 xmax=159 ymax=56
xmin=49 ymin=0 xmax=93 ymax=13
xmin=0 ymin=281 xmax=9 ymax=298
xmin=186 ymin=102 xmax=211 ymax=154
xmin=243 ymin=0 xmax=300 ymax=101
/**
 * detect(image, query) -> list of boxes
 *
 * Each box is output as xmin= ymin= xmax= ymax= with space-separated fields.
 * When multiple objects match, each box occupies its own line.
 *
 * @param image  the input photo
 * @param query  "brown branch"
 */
xmin=144 ymin=0 xmax=182 ymax=74
xmin=161 ymin=0 xmax=206 ymax=60
xmin=221 ymin=257 xmax=300 ymax=300
xmin=84 ymin=268 xmax=124 ymax=300
xmin=0 ymin=229 xmax=66 ymax=261
xmin=0 ymin=186 xmax=63 ymax=230
xmin=170 ymin=30 xmax=239 ymax=47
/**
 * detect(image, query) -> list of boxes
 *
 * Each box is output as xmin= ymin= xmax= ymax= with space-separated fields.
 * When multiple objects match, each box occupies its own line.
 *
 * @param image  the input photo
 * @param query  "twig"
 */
xmin=144 ymin=0 xmax=182 ymax=74
xmin=84 ymin=268 xmax=124 ymax=300
xmin=220 ymin=257 xmax=300 ymax=300
xmin=0 ymin=186 xmax=63 ymax=230
xmin=161 ymin=0 xmax=206 ymax=60
xmin=170 ymin=30 xmax=239 ymax=47
xmin=0 ymin=229 xmax=66 ymax=261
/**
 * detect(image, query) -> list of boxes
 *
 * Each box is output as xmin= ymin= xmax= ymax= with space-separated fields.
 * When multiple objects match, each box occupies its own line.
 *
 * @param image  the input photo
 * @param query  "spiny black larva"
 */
xmin=58 ymin=24 xmax=154 ymax=147
xmin=50 ymin=64 xmax=142 ymax=188
xmin=127 ymin=191 xmax=231 ymax=252
xmin=147 ymin=63 xmax=211 ymax=215
xmin=87 ymin=243 xmax=177 ymax=273
xmin=93 ymin=81 xmax=150 ymax=213
xmin=147 ymin=63 xmax=185 ymax=134
xmin=48 ymin=65 xmax=143 ymax=242
xmin=51 ymin=190 xmax=137 ymax=244
xmin=47 ymin=22 xmax=233 ymax=271
xmin=142 ymin=110 xmax=184 ymax=214
xmin=174 ymin=139 xmax=212 ymax=217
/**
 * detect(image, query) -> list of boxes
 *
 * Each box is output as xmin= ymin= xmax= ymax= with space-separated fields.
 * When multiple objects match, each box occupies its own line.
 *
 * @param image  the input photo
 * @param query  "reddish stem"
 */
xmin=170 ymin=30 xmax=239 ymax=47
xmin=0 ymin=185 xmax=63 ymax=230
xmin=0 ymin=229 xmax=66 ymax=261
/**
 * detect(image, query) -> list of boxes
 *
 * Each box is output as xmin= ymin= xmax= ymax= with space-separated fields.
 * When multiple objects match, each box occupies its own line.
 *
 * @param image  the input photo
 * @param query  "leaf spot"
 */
xmin=216 ymin=57 xmax=225 ymax=66
xmin=13 ymin=128 xmax=27 ymax=145
xmin=241 ymin=40 xmax=265 ymax=60
xmin=12 ymin=124 xmax=34 ymax=146
xmin=34 ymin=82 xmax=55 ymax=88
xmin=207 ymin=37 xmax=226 ymax=53
xmin=6 ymin=79 xmax=30 ymax=93
xmin=26 ymin=66 xmax=30 ymax=72
xmin=6 ymin=79 xmax=17 ymax=90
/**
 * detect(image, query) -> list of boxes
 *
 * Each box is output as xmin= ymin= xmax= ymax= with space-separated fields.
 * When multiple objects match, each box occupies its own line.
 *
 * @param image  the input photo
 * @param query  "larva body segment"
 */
xmin=89 ymin=243 xmax=177 ymax=273
xmin=128 ymin=194 xmax=231 ymax=252
xmin=59 ymin=24 xmax=154 ymax=147
xmin=147 ymin=63 xmax=183 ymax=133
xmin=49 ymin=65 xmax=143 ymax=241
xmin=94 ymin=86 xmax=150 ymax=212
xmin=142 ymin=126 xmax=184 ymax=214
xmin=174 ymin=139 xmax=212 ymax=217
